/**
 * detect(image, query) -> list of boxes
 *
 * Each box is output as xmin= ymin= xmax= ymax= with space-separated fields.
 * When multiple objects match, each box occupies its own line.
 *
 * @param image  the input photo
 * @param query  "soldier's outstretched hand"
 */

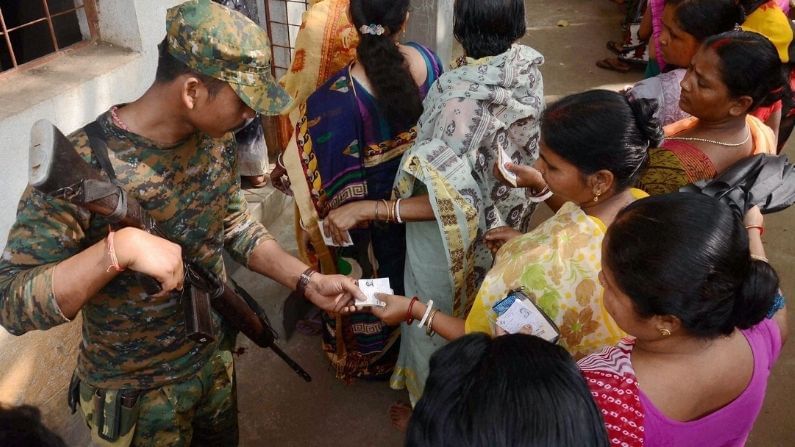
xmin=304 ymin=273 xmax=366 ymax=313
xmin=114 ymin=227 xmax=185 ymax=293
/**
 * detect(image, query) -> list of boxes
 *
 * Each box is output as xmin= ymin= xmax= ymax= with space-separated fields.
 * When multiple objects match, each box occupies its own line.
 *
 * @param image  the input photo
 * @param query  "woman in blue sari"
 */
xmin=286 ymin=0 xmax=442 ymax=381
xmin=328 ymin=0 xmax=545 ymax=427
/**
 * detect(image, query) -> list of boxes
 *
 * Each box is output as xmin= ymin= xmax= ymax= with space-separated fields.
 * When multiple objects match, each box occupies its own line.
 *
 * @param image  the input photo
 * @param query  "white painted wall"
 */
xmin=0 ymin=0 xmax=183 ymax=250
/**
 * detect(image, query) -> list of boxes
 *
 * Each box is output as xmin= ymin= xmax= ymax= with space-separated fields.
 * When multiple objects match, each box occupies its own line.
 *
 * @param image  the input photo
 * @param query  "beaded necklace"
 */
xmin=665 ymin=128 xmax=750 ymax=147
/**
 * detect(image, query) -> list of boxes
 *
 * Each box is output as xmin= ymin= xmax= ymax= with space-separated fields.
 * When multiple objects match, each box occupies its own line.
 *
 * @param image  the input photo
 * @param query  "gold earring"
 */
xmin=658 ymin=328 xmax=671 ymax=336
xmin=593 ymin=190 xmax=601 ymax=203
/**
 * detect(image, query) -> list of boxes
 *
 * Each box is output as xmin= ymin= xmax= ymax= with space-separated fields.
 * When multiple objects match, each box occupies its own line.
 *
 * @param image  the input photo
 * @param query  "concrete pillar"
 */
xmin=404 ymin=0 xmax=456 ymax=67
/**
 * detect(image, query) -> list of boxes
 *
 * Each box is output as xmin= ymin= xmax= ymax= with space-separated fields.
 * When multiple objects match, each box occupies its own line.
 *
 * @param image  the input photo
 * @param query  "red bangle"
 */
xmin=745 ymin=225 xmax=764 ymax=236
xmin=406 ymin=297 xmax=419 ymax=324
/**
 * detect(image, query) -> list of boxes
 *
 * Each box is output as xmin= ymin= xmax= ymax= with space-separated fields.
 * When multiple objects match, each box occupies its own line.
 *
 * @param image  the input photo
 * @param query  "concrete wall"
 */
xmin=405 ymin=0 xmax=456 ymax=67
xmin=0 ymin=0 xmax=182 ymax=443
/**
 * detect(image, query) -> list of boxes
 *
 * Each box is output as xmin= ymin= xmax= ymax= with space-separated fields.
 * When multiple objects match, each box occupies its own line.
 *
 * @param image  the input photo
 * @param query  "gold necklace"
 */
xmin=665 ymin=128 xmax=751 ymax=147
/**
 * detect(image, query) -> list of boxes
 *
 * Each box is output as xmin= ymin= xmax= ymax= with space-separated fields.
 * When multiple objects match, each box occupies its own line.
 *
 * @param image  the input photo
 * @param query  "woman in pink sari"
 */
xmin=579 ymin=193 xmax=787 ymax=446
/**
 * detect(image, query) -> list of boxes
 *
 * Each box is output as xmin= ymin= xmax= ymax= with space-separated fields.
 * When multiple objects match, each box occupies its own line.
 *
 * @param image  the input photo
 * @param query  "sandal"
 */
xmin=618 ymin=47 xmax=649 ymax=67
xmin=596 ymin=57 xmax=631 ymax=73
xmin=606 ymin=40 xmax=643 ymax=55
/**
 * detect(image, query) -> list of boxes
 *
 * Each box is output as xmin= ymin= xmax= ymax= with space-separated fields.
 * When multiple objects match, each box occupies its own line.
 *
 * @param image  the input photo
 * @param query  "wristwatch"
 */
xmin=296 ymin=267 xmax=316 ymax=296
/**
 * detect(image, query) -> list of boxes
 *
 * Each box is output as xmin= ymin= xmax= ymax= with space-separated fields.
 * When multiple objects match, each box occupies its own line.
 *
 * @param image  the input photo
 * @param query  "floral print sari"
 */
xmin=464 ymin=196 xmax=647 ymax=359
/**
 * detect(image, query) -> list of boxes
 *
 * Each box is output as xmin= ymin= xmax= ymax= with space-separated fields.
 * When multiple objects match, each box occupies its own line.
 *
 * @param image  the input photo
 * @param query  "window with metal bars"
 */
xmin=0 ymin=0 xmax=97 ymax=74
xmin=263 ymin=0 xmax=309 ymax=79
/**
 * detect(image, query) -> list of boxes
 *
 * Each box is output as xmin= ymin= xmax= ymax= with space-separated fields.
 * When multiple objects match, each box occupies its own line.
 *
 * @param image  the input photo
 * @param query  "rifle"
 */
xmin=28 ymin=119 xmax=311 ymax=382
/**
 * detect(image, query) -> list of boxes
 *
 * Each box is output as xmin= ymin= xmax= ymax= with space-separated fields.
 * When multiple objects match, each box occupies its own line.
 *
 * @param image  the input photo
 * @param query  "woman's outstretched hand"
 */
xmin=369 ymin=293 xmax=413 ymax=326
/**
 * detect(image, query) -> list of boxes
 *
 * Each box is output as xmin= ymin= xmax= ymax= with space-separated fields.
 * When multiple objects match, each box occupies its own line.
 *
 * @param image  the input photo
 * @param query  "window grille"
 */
xmin=263 ymin=0 xmax=309 ymax=79
xmin=0 ymin=0 xmax=98 ymax=74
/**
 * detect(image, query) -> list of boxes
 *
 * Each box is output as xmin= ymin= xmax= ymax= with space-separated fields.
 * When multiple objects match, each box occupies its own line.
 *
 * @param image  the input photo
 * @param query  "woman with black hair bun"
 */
xmin=407 ymin=333 xmax=610 ymax=447
xmin=370 ymin=90 xmax=661 ymax=382
xmin=638 ymin=30 xmax=783 ymax=195
xmin=579 ymin=193 xmax=788 ymax=446
xmin=287 ymin=0 xmax=443 ymax=381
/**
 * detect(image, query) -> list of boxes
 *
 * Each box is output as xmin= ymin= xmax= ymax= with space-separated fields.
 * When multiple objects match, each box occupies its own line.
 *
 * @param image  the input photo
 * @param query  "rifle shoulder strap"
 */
xmin=83 ymin=120 xmax=127 ymax=222
xmin=84 ymin=121 xmax=118 ymax=182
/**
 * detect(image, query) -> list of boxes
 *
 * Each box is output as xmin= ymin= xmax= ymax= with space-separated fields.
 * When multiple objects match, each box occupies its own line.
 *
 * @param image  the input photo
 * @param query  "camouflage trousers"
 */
xmin=78 ymin=349 xmax=238 ymax=447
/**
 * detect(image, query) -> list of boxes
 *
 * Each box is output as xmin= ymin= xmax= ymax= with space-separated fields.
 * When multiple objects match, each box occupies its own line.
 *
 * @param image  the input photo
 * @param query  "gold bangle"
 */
xmin=374 ymin=200 xmax=380 ymax=221
xmin=380 ymin=199 xmax=389 ymax=222
xmin=426 ymin=309 xmax=440 ymax=336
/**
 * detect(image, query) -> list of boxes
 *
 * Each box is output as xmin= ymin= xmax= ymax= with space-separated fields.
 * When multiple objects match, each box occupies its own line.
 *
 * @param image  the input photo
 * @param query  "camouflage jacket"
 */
xmin=0 ymin=110 xmax=273 ymax=389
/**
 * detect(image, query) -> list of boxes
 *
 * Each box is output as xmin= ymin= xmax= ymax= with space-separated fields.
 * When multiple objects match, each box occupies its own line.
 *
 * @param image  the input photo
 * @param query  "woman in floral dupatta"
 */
xmin=371 ymin=90 xmax=663 ymax=367
xmin=638 ymin=31 xmax=785 ymax=195
xmin=285 ymin=0 xmax=442 ymax=381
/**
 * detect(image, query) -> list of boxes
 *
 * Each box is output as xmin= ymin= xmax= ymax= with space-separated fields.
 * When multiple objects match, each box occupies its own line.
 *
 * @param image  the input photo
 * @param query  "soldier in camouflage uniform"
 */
xmin=0 ymin=1 xmax=364 ymax=446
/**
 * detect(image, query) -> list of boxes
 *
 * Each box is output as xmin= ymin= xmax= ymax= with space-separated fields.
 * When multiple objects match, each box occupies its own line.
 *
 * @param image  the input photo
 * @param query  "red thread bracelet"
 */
xmin=406 ymin=296 xmax=419 ymax=324
xmin=745 ymin=225 xmax=764 ymax=236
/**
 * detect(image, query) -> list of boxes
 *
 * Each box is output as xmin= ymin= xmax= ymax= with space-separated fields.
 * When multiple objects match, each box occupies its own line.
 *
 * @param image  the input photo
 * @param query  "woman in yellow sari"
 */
xmin=638 ymin=30 xmax=784 ymax=195
xmin=371 ymin=89 xmax=664 ymax=362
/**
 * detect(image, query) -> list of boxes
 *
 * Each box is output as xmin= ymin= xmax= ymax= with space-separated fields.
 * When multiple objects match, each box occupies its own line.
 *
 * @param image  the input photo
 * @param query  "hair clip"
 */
xmin=359 ymin=24 xmax=385 ymax=36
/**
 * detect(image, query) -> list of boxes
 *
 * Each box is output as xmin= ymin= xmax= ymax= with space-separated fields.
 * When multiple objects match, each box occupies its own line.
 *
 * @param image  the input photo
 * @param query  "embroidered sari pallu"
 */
xmin=294 ymin=72 xmax=405 ymax=381
xmin=390 ymin=45 xmax=545 ymax=402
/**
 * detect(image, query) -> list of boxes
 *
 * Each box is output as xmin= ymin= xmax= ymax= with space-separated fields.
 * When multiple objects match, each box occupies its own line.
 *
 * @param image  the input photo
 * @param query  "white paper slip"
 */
xmin=497 ymin=146 xmax=518 ymax=187
xmin=356 ymin=278 xmax=391 ymax=307
xmin=496 ymin=299 xmax=558 ymax=342
xmin=318 ymin=220 xmax=354 ymax=247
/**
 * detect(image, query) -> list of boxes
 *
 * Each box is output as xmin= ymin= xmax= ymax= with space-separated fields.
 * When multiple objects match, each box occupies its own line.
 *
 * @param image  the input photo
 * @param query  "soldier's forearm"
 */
xmin=52 ymin=234 xmax=122 ymax=319
xmin=247 ymin=239 xmax=309 ymax=292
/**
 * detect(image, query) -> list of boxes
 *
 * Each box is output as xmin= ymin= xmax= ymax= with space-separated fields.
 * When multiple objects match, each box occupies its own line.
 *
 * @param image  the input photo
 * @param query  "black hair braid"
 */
xmin=349 ymin=0 xmax=422 ymax=130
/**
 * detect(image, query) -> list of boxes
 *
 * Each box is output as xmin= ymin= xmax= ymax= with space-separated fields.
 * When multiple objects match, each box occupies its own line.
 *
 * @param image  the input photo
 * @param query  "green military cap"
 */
xmin=165 ymin=0 xmax=291 ymax=115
